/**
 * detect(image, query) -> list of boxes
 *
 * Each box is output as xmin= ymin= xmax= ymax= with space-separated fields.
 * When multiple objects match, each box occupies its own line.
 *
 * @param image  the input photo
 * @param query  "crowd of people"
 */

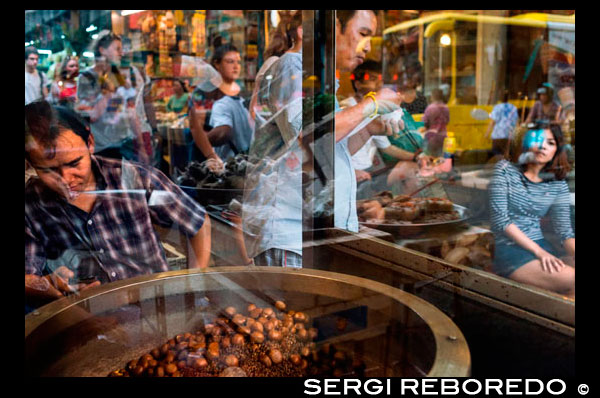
xmin=25 ymin=10 xmax=575 ymax=314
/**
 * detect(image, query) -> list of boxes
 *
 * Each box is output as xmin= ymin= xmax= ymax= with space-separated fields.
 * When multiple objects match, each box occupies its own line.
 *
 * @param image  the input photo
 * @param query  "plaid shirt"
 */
xmin=25 ymin=156 xmax=206 ymax=281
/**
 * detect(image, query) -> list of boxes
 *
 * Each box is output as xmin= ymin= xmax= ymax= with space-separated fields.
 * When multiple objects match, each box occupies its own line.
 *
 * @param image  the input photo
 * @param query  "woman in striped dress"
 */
xmin=489 ymin=124 xmax=575 ymax=298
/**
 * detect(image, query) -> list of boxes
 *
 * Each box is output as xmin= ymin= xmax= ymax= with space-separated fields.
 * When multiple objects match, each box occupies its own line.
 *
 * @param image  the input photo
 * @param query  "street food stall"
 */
xmin=25 ymin=10 xmax=575 ymax=379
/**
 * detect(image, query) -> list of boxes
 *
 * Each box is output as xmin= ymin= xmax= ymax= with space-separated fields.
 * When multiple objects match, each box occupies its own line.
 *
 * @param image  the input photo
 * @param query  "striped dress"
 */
xmin=488 ymin=160 xmax=574 ymax=247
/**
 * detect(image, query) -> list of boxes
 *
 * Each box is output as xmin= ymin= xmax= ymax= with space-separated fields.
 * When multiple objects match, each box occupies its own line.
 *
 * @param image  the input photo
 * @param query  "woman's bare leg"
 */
xmin=509 ymin=259 xmax=575 ymax=299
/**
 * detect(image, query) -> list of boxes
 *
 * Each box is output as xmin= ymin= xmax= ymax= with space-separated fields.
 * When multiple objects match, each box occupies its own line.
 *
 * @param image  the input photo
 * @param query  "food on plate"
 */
xmin=358 ymin=191 xmax=461 ymax=224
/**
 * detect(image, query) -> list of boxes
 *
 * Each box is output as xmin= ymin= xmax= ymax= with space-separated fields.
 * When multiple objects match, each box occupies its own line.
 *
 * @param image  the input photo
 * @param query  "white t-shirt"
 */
xmin=25 ymin=70 xmax=48 ymax=105
xmin=343 ymin=96 xmax=391 ymax=170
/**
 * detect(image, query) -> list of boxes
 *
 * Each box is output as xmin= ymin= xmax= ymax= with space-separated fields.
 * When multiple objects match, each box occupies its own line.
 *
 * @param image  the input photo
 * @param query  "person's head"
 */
xmin=265 ymin=12 xmax=303 ymax=58
xmin=93 ymin=30 xmax=123 ymax=67
xmin=351 ymin=60 xmax=382 ymax=96
xmin=173 ymin=79 xmax=187 ymax=95
xmin=520 ymin=123 xmax=570 ymax=180
xmin=335 ymin=10 xmax=378 ymax=72
xmin=25 ymin=47 xmax=39 ymax=71
xmin=536 ymin=84 xmax=554 ymax=104
xmin=211 ymin=44 xmax=241 ymax=82
xmin=431 ymin=88 xmax=445 ymax=103
xmin=501 ymin=89 xmax=510 ymax=103
xmin=399 ymin=83 xmax=417 ymax=102
xmin=60 ymin=56 xmax=79 ymax=80
xmin=25 ymin=100 xmax=95 ymax=201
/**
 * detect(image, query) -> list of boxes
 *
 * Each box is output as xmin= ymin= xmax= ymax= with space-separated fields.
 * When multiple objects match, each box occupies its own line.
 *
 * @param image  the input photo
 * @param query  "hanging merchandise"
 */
xmin=174 ymin=10 xmax=185 ymax=26
xmin=165 ymin=11 xmax=177 ymax=48
xmin=191 ymin=11 xmax=206 ymax=56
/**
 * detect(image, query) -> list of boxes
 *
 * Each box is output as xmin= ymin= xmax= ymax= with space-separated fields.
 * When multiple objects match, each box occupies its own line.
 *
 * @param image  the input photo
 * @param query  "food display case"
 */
xmin=25 ymin=267 xmax=470 ymax=377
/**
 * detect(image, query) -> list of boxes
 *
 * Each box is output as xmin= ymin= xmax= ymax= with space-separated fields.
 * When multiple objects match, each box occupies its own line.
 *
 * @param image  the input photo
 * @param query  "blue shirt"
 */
xmin=209 ymin=95 xmax=254 ymax=160
xmin=333 ymin=79 xmax=359 ymax=232
xmin=490 ymin=102 xmax=518 ymax=140
xmin=242 ymin=52 xmax=303 ymax=257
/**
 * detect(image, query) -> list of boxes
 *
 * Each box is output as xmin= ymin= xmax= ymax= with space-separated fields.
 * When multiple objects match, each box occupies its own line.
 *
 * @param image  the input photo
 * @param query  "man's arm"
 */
xmin=187 ymin=216 xmax=211 ymax=269
xmin=381 ymin=145 xmax=415 ymax=161
xmin=206 ymin=125 xmax=233 ymax=146
xmin=335 ymin=88 xmax=401 ymax=143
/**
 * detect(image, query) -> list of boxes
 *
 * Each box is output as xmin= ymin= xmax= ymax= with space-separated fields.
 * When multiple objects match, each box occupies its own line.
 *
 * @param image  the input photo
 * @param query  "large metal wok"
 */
xmin=25 ymin=267 xmax=470 ymax=377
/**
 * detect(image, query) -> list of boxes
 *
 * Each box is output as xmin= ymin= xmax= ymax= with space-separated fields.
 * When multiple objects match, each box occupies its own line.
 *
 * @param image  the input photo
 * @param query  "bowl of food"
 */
xmin=25 ymin=267 xmax=470 ymax=377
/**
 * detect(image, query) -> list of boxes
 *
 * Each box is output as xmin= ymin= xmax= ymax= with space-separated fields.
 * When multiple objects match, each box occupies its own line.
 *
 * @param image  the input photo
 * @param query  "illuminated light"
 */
xmin=393 ymin=74 xmax=398 ymax=81
xmin=378 ymin=74 xmax=382 ymax=80
xmin=364 ymin=73 xmax=370 ymax=81
xmin=83 ymin=51 xmax=95 ymax=58
xmin=92 ymin=34 xmax=99 ymax=39
xmin=86 ymin=25 xmax=98 ymax=32
xmin=37 ymin=49 xmax=52 ymax=55
xmin=440 ymin=33 xmax=452 ymax=46
xmin=72 ymin=52 xmax=77 ymax=56
xmin=61 ymin=34 xmax=65 ymax=39
xmin=121 ymin=10 xmax=146 ymax=16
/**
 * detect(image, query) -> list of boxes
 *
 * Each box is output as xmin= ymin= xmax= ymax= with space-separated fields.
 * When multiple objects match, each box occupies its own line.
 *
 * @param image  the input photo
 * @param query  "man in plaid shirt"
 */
xmin=25 ymin=101 xmax=211 ymax=308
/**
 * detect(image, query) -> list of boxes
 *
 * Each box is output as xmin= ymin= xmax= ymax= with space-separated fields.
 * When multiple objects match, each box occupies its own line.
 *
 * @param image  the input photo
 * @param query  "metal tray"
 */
xmin=359 ymin=204 xmax=471 ymax=236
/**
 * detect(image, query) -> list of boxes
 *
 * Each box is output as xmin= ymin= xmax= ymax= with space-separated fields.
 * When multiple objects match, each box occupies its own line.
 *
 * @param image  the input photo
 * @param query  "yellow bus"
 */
xmin=382 ymin=11 xmax=575 ymax=151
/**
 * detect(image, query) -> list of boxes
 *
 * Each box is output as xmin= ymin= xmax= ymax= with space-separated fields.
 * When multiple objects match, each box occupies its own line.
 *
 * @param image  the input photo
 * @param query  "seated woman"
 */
xmin=488 ymin=123 xmax=575 ymax=298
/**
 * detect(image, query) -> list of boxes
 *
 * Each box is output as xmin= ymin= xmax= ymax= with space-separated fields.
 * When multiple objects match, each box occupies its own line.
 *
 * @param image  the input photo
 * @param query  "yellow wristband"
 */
xmin=364 ymin=91 xmax=378 ymax=118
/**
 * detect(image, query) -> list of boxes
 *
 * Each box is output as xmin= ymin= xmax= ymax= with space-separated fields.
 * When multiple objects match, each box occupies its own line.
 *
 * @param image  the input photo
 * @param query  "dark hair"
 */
xmin=516 ymin=122 xmax=571 ymax=180
xmin=25 ymin=100 xmax=91 ymax=161
xmin=59 ymin=56 xmax=79 ymax=81
xmin=501 ymin=89 xmax=510 ymax=103
xmin=431 ymin=88 xmax=444 ymax=102
xmin=25 ymin=46 xmax=39 ymax=60
xmin=93 ymin=30 xmax=122 ymax=58
xmin=351 ymin=60 xmax=381 ymax=92
xmin=336 ymin=10 xmax=378 ymax=33
xmin=265 ymin=11 xmax=303 ymax=58
xmin=210 ymin=44 xmax=239 ymax=68
xmin=541 ymin=123 xmax=570 ymax=180
xmin=174 ymin=79 xmax=188 ymax=93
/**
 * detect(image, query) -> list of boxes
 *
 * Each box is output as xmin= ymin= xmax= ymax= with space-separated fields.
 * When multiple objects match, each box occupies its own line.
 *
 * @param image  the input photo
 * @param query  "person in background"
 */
xmin=248 ymin=11 xmax=295 ymax=121
xmin=422 ymin=88 xmax=450 ymax=157
xmin=485 ymin=89 xmax=518 ymax=160
xmin=342 ymin=61 xmax=416 ymax=187
xmin=488 ymin=123 xmax=574 ymax=298
xmin=50 ymin=56 xmax=80 ymax=110
xmin=399 ymin=82 xmax=428 ymax=115
xmin=525 ymin=83 xmax=562 ymax=125
xmin=242 ymin=11 xmax=303 ymax=268
xmin=76 ymin=30 xmax=151 ymax=164
xmin=25 ymin=47 xmax=49 ymax=105
xmin=166 ymin=79 xmax=189 ymax=114
xmin=25 ymin=101 xmax=211 ymax=311
xmin=192 ymin=44 xmax=253 ymax=162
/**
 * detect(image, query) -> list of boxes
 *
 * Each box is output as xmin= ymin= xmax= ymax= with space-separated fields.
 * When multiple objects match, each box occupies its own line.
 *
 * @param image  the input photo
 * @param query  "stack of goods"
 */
xmin=358 ymin=191 xmax=460 ymax=224
xmin=176 ymin=154 xmax=255 ymax=190
xmin=108 ymin=300 xmax=365 ymax=377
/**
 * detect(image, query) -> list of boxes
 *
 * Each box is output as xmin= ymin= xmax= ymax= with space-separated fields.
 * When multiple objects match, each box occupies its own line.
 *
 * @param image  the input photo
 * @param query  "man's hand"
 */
xmin=374 ymin=88 xmax=402 ymax=115
xmin=205 ymin=153 xmax=225 ymax=174
xmin=355 ymin=169 xmax=372 ymax=183
xmin=25 ymin=266 xmax=101 ymax=302
xmin=363 ymin=88 xmax=402 ymax=119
